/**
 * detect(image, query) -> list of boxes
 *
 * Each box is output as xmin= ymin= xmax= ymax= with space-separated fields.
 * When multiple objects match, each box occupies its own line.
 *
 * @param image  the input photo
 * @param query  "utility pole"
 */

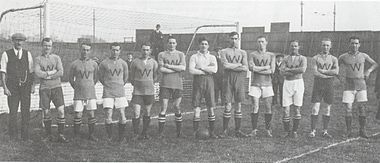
xmin=40 ymin=7 xmax=42 ymax=41
xmin=93 ymin=9 xmax=95 ymax=43
xmin=333 ymin=2 xmax=336 ymax=31
xmin=301 ymin=1 xmax=304 ymax=32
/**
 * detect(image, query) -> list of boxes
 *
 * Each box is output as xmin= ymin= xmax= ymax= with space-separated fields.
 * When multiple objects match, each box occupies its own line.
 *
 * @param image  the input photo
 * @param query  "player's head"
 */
xmin=349 ymin=36 xmax=360 ymax=52
xmin=167 ymin=36 xmax=177 ymax=51
xmin=156 ymin=24 xmax=161 ymax=30
xmin=256 ymin=35 xmax=268 ymax=51
xmin=110 ymin=42 xmax=121 ymax=58
xmin=276 ymin=54 xmax=284 ymax=62
xmin=229 ymin=32 xmax=239 ymax=48
xmin=290 ymin=40 xmax=300 ymax=55
xmin=321 ymin=38 xmax=332 ymax=54
xmin=198 ymin=37 xmax=209 ymax=52
xmin=11 ymin=33 xmax=26 ymax=50
xmin=141 ymin=42 xmax=151 ymax=58
xmin=41 ymin=37 xmax=53 ymax=55
xmin=80 ymin=42 xmax=91 ymax=59
xmin=126 ymin=52 xmax=133 ymax=62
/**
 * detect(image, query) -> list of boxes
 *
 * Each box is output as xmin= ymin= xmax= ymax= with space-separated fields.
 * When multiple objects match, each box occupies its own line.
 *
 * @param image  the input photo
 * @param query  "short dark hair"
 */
xmin=167 ymin=35 xmax=176 ymax=42
xmin=141 ymin=42 xmax=151 ymax=48
xmin=110 ymin=42 xmax=121 ymax=49
xmin=290 ymin=40 xmax=299 ymax=44
xmin=126 ymin=52 xmax=133 ymax=56
xmin=321 ymin=38 xmax=332 ymax=42
xmin=156 ymin=24 xmax=161 ymax=28
xmin=276 ymin=54 xmax=284 ymax=58
xmin=257 ymin=35 xmax=267 ymax=40
xmin=41 ymin=37 xmax=52 ymax=44
xmin=198 ymin=37 xmax=208 ymax=44
xmin=80 ymin=42 xmax=91 ymax=47
xmin=229 ymin=31 xmax=239 ymax=37
xmin=349 ymin=36 xmax=360 ymax=42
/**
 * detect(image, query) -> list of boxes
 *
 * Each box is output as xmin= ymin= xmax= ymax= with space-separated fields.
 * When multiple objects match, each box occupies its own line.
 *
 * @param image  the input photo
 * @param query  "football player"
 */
xmin=130 ymin=42 xmax=158 ymax=140
xmin=338 ymin=36 xmax=378 ymax=138
xmin=98 ymin=42 xmax=129 ymax=142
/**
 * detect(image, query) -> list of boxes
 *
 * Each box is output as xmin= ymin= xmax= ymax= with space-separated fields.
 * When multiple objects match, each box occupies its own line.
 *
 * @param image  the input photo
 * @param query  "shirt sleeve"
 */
xmin=0 ymin=51 xmax=8 ymax=73
xmin=50 ymin=55 xmax=64 ymax=78
xmin=28 ymin=51 xmax=33 ymax=73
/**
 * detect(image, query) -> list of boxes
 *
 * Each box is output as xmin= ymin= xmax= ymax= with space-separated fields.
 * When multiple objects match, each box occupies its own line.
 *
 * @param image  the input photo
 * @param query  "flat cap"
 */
xmin=11 ymin=33 xmax=26 ymax=41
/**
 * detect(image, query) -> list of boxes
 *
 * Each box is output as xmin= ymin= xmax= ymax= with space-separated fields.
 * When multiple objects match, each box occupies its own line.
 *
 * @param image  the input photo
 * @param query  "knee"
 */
xmin=323 ymin=106 xmax=331 ymax=116
xmin=283 ymin=107 xmax=290 ymax=116
xmin=134 ymin=111 xmax=141 ymax=119
xmin=294 ymin=107 xmax=301 ymax=116
xmin=224 ymin=106 xmax=232 ymax=113
xmin=311 ymin=107 xmax=319 ymax=115
xmin=57 ymin=106 xmax=65 ymax=117
xmin=74 ymin=112 xmax=82 ymax=118
xmin=105 ymin=117 xmax=113 ymax=124
xmin=194 ymin=107 xmax=201 ymax=119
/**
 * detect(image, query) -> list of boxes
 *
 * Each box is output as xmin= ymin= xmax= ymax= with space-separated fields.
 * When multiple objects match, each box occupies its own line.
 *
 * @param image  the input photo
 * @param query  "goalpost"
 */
xmin=185 ymin=22 xmax=240 ymax=55
xmin=184 ymin=22 xmax=251 ymax=98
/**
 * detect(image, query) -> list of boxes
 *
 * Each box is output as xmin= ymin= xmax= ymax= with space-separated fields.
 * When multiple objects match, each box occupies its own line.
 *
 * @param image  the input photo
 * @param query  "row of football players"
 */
xmin=1 ymin=32 xmax=378 ymax=142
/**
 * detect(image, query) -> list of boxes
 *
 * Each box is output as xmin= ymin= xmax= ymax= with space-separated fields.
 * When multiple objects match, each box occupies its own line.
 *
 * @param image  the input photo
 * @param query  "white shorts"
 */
xmin=282 ymin=79 xmax=305 ymax=107
xmin=103 ymin=97 xmax=129 ymax=109
xmin=248 ymin=86 xmax=274 ymax=98
xmin=342 ymin=90 xmax=368 ymax=103
xmin=73 ymin=99 xmax=98 ymax=112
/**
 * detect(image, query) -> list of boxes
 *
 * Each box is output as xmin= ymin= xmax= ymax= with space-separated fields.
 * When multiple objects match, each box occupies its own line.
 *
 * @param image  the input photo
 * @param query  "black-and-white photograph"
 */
xmin=0 ymin=0 xmax=379 ymax=162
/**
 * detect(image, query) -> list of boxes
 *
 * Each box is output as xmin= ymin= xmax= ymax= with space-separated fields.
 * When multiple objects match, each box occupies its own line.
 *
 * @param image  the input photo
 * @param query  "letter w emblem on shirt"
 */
xmin=164 ymin=59 xmax=180 ymax=65
xmin=316 ymin=62 xmax=332 ymax=70
xmin=78 ymin=71 xmax=92 ymax=79
xmin=349 ymin=63 xmax=361 ymax=71
xmin=109 ymin=69 xmax=122 ymax=76
xmin=226 ymin=55 xmax=241 ymax=63
xmin=139 ymin=69 xmax=152 ymax=77
xmin=255 ymin=59 xmax=268 ymax=66
xmin=42 ymin=65 xmax=55 ymax=71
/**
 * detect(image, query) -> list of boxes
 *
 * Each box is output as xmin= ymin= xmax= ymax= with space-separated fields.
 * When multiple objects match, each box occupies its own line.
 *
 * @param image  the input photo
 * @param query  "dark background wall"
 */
xmin=1 ymin=22 xmax=379 ymax=83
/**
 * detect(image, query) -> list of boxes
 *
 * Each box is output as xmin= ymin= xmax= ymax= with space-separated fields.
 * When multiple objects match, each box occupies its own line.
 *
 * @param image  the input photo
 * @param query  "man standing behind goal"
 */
xmin=68 ymin=42 xmax=99 ymax=141
xmin=219 ymin=31 xmax=249 ymax=138
xmin=338 ymin=36 xmax=378 ymax=138
xmin=157 ymin=36 xmax=186 ymax=138
xmin=309 ymin=38 xmax=339 ymax=138
xmin=247 ymin=36 xmax=276 ymax=137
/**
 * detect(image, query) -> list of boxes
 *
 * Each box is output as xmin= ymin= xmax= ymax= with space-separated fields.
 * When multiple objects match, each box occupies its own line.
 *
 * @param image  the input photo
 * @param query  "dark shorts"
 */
xmin=311 ymin=77 xmax=334 ymax=104
xmin=224 ymin=71 xmax=245 ymax=103
xmin=131 ymin=95 xmax=155 ymax=105
xmin=39 ymin=87 xmax=65 ymax=110
xmin=192 ymin=75 xmax=215 ymax=108
xmin=159 ymin=87 xmax=182 ymax=100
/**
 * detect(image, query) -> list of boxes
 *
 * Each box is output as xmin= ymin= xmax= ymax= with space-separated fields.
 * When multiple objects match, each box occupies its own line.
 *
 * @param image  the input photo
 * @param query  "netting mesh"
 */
xmin=1 ymin=1 xmax=236 ymax=43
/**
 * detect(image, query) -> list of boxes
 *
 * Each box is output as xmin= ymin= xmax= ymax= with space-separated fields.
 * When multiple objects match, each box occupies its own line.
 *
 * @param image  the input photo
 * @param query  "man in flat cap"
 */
xmin=0 ymin=33 xmax=35 ymax=141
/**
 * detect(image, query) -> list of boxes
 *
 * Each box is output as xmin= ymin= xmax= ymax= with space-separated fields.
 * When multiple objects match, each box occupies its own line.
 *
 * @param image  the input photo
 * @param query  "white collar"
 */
xmin=13 ymin=48 xmax=22 ymax=54
xmin=197 ymin=51 xmax=209 ymax=56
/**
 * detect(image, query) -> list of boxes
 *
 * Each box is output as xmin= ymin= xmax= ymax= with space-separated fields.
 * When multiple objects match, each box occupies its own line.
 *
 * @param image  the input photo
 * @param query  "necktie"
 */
xmin=17 ymin=50 xmax=20 ymax=59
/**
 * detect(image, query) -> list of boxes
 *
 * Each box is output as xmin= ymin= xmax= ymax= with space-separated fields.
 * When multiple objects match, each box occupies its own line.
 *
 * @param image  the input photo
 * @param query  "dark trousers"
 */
xmin=152 ymin=44 xmax=164 ymax=61
xmin=7 ymin=83 xmax=31 ymax=140
xmin=214 ymin=76 xmax=224 ymax=104
xmin=272 ymin=81 xmax=283 ymax=106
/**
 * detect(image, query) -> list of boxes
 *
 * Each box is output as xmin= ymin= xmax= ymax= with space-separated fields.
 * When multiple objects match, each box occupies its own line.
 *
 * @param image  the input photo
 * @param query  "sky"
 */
xmin=1 ymin=0 xmax=380 ymax=41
